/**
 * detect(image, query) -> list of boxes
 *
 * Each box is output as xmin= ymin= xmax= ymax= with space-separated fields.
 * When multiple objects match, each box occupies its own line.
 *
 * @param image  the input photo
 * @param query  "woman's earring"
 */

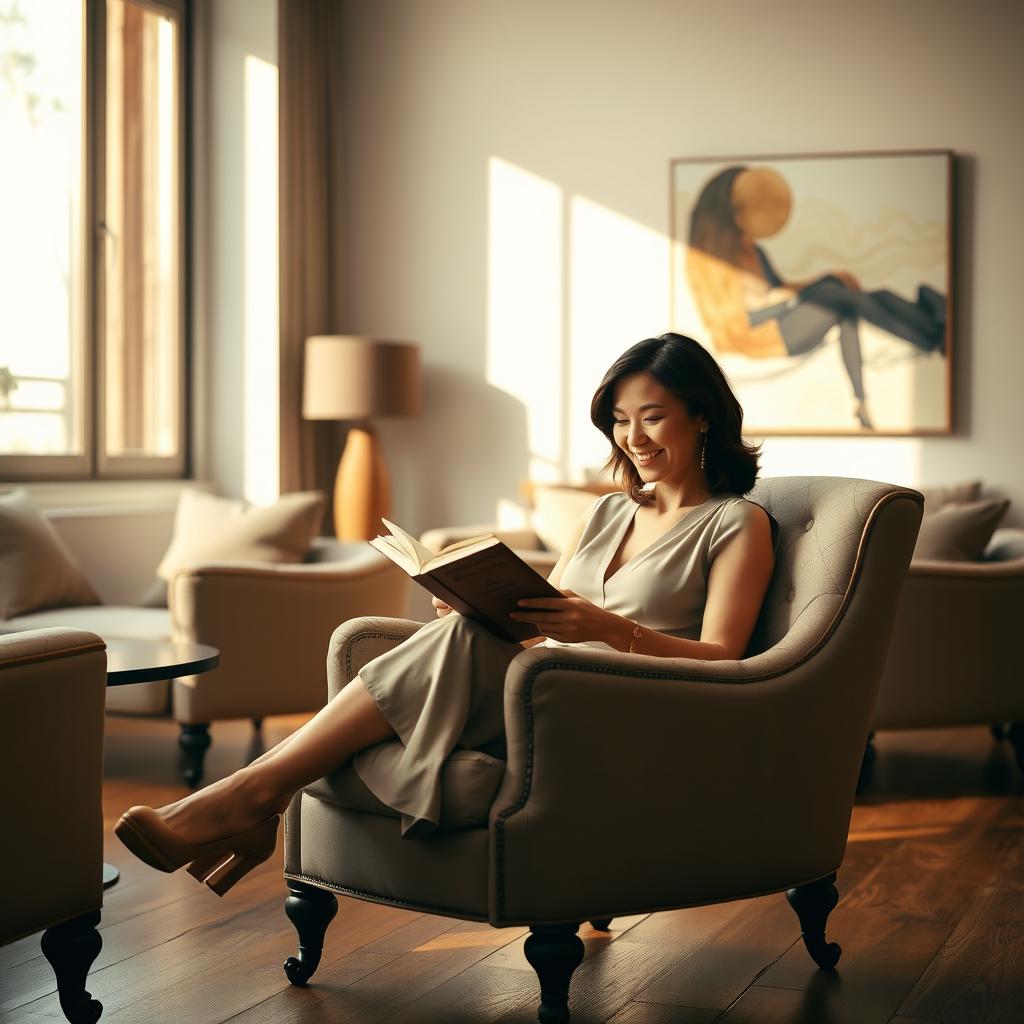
xmin=700 ymin=430 xmax=708 ymax=472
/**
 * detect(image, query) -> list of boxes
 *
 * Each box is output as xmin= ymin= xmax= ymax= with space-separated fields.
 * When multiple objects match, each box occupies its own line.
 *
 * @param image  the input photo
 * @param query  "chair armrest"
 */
xmin=488 ymin=644 xmax=862 ymax=923
xmin=0 ymin=628 xmax=106 ymax=940
xmin=325 ymin=615 xmax=426 ymax=700
xmin=872 ymin=558 xmax=1024 ymax=727
xmin=420 ymin=525 xmax=547 ymax=552
xmin=168 ymin=558 xmax=410 ymax=721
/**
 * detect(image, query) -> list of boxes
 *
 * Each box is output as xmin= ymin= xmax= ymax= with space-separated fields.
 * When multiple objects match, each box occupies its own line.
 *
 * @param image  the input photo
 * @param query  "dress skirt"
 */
xmin=351 ymin=612 xmax=524 ymax=838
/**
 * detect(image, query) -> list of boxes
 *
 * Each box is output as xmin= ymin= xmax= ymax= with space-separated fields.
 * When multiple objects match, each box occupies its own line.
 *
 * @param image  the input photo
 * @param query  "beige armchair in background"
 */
xmin=279 ymin=477 xmax=922 ymax=1022
xmin=168 ymin=539 xmax=410 ymax=783
xmin=869 ymin=526 xmax=1024 ymax=771
xmin=1 ymin=628 xmax=107 ymax=1024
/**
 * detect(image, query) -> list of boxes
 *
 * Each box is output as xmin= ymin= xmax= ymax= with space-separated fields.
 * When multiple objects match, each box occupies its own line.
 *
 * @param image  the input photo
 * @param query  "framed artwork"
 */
xmin=670 ymin=149 xmax=953 ymax=435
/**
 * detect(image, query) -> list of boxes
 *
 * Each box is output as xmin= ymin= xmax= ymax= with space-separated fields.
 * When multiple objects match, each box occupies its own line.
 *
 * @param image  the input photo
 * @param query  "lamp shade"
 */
xmin=302 ymin=336 xmax=422 ymax=421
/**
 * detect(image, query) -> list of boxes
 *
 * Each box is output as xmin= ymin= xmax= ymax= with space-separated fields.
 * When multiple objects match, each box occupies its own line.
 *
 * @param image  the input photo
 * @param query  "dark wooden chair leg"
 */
xmin=524 ymin=923 xmax=584 ymax=1024
xmin=786 ymin=873 xmax=841 ymax=970
xmin=1007 ymin=721 xmax=1024 ymax=774
xmin=283 ymin=880 xmax=339 ymax=986
xmin=40 ymin=910 xmax=103 ymax=1024
xmin=589 ymin=918 xmax=612 ymax=931
xmin=252 ymin=717 xmax=264 ymax=731
xmin=179 ymin=723 xmax=211 ymax=788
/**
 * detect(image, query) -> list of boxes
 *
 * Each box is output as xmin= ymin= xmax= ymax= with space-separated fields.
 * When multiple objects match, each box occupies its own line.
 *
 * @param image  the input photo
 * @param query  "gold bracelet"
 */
xmin=627 ymin=619 xmax=642 ymax=654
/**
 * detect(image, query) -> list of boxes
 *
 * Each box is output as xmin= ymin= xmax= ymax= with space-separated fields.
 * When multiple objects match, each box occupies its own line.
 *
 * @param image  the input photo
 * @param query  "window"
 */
xmin=0 ymin=0 xmax=188 ymax=480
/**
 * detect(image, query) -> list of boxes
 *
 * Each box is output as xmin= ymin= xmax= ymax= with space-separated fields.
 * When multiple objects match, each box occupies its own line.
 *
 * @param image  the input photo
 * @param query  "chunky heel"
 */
xmin=114 ymin=806 xmax=281 ymax=892
xmin=186 ymin=849 xmax=232 ymax=882
xmin=204 ymin=852 xmax=261 ymax=897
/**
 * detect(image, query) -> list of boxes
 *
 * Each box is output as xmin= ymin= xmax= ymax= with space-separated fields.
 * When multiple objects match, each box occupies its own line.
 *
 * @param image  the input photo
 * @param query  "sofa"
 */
xmin=0 ymin=499 xmax=410 ymax=785
xmin=420 ymin=479 xmax=1024 ymax=772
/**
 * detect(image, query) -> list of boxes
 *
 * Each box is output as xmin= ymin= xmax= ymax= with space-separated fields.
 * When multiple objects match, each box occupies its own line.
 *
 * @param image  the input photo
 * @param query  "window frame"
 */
xmin=0 ymin=0 xmax=191 ymax=482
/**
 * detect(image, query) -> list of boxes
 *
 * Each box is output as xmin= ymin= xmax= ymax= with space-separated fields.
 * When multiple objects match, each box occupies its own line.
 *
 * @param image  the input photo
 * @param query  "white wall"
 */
xmin=199 ymin=0 xmax=279 ymax=504
xmin=338 ymin=0 xmax=1024 ymax=534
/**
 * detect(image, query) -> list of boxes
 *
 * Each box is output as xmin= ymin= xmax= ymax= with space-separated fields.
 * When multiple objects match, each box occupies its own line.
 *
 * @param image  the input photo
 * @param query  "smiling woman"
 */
xmin=115 ymin=333 xmax=777 ymax=884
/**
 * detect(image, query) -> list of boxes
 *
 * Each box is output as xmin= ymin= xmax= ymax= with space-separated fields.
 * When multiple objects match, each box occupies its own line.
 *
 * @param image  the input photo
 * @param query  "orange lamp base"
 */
xmin=335 ymin=424 xmax=392 ymax=541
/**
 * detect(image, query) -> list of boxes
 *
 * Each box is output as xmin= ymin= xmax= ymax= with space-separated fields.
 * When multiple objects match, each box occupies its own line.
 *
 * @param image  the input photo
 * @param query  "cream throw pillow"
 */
xmin=0 ymin=489 xmax=101 ymax=619
xmin=531 ymin=485 xmax=613 ymax=553
xmin=918 ymin=480 xmax=982 ymax=508
xmin=912 ymin=497 xmax=1009 ymax=562
xmin=156 ymin=489 xmax=325 ymax=582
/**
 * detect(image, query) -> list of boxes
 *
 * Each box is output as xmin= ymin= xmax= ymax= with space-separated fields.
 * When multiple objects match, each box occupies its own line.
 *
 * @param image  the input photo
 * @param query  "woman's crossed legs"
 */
xmin=157 ymin=676 xmax=395 ymax=846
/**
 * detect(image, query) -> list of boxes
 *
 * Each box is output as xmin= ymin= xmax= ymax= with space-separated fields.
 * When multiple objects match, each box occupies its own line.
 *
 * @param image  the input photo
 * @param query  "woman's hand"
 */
xmin=432 ymin=596 xmax=455 ymax=618
xmin=509 ymin=590 xmax=625 ymax=646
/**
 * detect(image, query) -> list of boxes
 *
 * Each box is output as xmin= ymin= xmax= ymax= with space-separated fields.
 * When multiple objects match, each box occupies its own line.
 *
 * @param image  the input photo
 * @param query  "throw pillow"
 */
xmin=918 ymin=479 xmax=982 ymax=508
xmin=531 ymin=484 xmax=614 ymax=553
xmin=156 ymin=488 xmax=326 ymax=582
xmin=912 ymin=497 xmax=1010 ymax=562
xmin=0 ymin=489 xmax=101 ymax=619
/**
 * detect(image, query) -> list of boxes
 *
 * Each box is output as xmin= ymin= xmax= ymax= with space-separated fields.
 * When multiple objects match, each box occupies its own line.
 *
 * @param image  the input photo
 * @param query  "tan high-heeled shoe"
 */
xmin=114 ymin=805 xmax=280 ymax=897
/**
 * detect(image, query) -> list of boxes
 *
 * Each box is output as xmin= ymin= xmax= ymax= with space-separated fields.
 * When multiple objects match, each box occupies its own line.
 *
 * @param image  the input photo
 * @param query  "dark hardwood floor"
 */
xmin=3 ymin=716 xmax=1023 ymax=1023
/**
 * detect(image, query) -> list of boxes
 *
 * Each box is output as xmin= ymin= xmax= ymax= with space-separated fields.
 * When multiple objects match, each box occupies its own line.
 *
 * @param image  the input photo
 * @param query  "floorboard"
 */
xmin=3 ymin=717 xmax=1022 ymax=1023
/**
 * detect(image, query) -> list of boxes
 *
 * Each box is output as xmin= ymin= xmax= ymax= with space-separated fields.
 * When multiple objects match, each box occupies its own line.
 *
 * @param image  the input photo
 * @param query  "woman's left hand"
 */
xmin=509 ymin=590 xmax=620 ymax=645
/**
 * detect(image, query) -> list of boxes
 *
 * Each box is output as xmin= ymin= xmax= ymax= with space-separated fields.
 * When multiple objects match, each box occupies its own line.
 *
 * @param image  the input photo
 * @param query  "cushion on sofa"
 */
xmin=0 ymin=605 xmax=174 ymax=714
xmin=307 ymin=746 xmax=505 ymax=830
xmin=913 ymin=497 xmax=1010 ymax=562
xmin=918 ymin=480 xmax=982 ymax=508
xmin=156 ymin=488 xmax=326 ymax=583
xmin=0 ymin=489 xmax=100 ymax=619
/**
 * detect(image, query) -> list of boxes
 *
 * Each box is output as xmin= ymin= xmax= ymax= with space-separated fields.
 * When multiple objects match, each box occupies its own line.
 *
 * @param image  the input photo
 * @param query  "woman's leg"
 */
xmin=772 ymin=302 xmax=870 ymax=423
xmin=157 ymin=675 xmax=395 ymax=846
xmin=798 ymin=277 xmax=942 ymax=352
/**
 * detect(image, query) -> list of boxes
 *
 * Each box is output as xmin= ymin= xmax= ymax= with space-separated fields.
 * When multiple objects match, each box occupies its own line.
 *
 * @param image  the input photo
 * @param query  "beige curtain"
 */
xmin=278 ymin=0 xmax=346 ymax=532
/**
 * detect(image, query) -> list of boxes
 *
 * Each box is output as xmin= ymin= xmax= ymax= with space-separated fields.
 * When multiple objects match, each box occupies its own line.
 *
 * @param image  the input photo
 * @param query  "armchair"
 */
xmin=1 ymin=627 xmax=107 ymax=1024
xmin=280 ymin=477 xmax=923 ymax=1022
xmin=168 ymin=539 xmax=410 ymax=783
xmin=870 ymin=526 xmax=1024 ymax=769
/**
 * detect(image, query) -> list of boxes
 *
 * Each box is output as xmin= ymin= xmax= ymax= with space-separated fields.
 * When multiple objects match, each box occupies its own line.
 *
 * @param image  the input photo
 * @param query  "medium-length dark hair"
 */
xmin=590 ymin=333 xmax=761 ymax=502
xmin=688 ymin=164 xmax=747 ymax=266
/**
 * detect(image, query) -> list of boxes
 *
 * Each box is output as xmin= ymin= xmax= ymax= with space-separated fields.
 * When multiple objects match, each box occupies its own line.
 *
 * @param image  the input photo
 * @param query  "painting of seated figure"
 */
xmin=670 ymin=150 xmax=952 ymax=435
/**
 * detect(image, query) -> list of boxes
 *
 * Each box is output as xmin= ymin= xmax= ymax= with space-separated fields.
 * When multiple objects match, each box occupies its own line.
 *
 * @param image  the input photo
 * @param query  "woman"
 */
xmin=686 ymin=165 xmax=946 ymax=429
xmin=115 ymin=333 xmax=777 ymax=894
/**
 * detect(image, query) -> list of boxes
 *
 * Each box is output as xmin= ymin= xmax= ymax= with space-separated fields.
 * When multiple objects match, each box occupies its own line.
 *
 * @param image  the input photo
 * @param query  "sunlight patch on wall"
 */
xmin=242 ymin=54 xmax=279 ymax=504
xmin=486 ymin=157 xmax=564 ymax=485
xmin=567 ymin=195 xmax=670 ymax=476
xmin=758 ymin=435 xmax=921 ymax=484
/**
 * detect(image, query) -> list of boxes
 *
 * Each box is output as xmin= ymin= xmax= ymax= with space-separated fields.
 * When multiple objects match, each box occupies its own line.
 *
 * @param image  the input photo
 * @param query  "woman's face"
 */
xmin=611 ymin=371 xmax=707 ymax=490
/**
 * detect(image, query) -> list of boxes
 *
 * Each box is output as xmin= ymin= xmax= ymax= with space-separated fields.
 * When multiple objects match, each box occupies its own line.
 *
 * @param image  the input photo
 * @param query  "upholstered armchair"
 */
xmin=870 ymin=526 xmax=1024 ymax=770
xmin=166 ymin=539 xmax=410 ymax=784
xmin=279 ymin=477 xmax=922 ymax=1022
xmin=1 ymin=627 xmax=107 ymax=1024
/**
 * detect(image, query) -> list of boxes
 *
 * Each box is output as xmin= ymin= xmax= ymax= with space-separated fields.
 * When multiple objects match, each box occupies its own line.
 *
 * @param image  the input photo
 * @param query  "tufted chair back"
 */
xmin=745 ymin=477 xmax=920 ymax=659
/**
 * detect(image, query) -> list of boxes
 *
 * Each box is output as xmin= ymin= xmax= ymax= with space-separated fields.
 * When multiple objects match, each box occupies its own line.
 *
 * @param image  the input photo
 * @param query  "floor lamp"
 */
xmin=302 ymin=336 xmax=423 ymax=541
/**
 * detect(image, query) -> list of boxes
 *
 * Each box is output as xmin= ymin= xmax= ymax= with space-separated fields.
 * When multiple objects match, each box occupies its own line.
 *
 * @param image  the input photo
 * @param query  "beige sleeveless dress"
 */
xmin=354 ymin=490 xmax=766 ymax=837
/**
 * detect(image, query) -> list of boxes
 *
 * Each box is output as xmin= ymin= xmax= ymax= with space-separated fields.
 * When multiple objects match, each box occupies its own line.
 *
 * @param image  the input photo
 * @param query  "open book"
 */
xmin=369 ymin=519 xmax=563 ymax=642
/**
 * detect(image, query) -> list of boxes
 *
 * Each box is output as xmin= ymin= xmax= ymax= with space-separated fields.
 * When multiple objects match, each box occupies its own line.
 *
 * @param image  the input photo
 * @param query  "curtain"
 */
xmin=278 ymin=0 xmax=346 ymax=532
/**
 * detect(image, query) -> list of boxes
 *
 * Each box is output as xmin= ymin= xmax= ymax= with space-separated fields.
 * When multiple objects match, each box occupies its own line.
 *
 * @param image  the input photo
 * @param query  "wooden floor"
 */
xmin=3 ymin=716 xmax=1023 ymax=1023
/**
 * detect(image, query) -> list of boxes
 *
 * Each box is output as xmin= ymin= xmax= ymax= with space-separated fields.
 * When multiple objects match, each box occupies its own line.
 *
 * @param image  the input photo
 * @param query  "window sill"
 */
xmin=5 ymin=478 xmax=211 ymax=513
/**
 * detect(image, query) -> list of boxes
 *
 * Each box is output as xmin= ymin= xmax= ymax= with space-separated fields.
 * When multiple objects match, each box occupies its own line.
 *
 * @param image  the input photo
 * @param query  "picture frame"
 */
xmin=670 ymin=149 xmax=954 ymax=436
